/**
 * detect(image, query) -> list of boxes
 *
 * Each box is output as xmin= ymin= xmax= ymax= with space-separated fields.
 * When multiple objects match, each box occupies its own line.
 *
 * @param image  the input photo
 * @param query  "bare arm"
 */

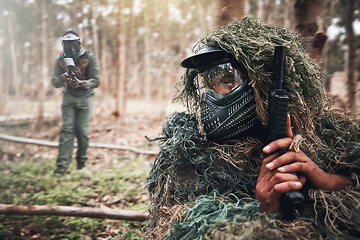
xmin=255 ymin=115 xmax=350 ymax=215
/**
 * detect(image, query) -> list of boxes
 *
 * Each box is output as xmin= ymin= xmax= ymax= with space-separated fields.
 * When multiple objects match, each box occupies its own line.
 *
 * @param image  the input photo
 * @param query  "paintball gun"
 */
xmin=63 ymin=58 xmax=81 ymax=85
xmin=266 ymin=45 xmax=304 ymax=221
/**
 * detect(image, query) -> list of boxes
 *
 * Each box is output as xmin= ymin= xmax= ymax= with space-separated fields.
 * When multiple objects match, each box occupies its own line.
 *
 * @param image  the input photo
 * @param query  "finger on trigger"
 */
xmin=286 ymin=114 xmax=293 ymax=138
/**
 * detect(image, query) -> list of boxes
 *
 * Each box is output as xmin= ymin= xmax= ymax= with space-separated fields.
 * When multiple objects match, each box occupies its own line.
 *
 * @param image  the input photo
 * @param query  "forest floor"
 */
xmin=1 ymin=95 xmax=357 ymax=239
xmin=0 ymin=96 xmax=186 ymax=164
xmin=0 ymin=97 xmax=185 ymax=239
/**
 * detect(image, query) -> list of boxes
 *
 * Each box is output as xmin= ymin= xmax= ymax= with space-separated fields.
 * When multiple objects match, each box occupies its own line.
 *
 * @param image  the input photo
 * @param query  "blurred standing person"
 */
xmin=51 ymin=30 xmax=100 ymax=174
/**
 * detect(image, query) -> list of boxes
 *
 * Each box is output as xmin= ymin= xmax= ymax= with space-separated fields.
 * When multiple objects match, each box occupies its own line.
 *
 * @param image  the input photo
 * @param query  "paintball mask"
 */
xmin=181 ymin=46 xmax=260 ymax=141
xmin=62 ymin=31 xmax=81 ymax=58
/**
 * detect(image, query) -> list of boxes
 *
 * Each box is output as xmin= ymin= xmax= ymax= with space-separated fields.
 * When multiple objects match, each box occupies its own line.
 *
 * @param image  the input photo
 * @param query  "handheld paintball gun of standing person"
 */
xmin=266 ymin=45 xmax=305 ymax=221
xmin=63 ymin=58 xmax=81 ymax=85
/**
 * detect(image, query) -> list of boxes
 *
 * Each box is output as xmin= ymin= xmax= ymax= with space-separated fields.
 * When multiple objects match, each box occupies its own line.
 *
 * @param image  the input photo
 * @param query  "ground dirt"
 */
xmin=0 ymin=97 xmax=185 ymax=165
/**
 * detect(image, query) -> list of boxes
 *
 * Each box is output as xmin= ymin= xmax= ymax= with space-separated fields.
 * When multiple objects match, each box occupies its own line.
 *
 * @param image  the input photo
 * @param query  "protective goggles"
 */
xmin=62 ymin=40 xmax=80 ymax=50
xmin=199 ymin=62 xmax=247 ymax=94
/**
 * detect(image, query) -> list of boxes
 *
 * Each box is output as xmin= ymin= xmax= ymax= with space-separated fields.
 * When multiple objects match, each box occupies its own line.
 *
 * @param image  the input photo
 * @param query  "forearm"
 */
xmin=51 ymin=57 xmax=66 ymax=88
xmin=82 ymin=77 xmax=100 ymax=89
xmin=325 ymin=173 xmax=350 ymax=191
xmin=51 ymin=76 xmax=65 ymax=88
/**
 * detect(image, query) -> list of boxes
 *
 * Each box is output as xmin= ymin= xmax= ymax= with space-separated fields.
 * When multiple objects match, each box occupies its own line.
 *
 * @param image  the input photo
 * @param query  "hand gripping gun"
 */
xmin=266 ymin=46 xmax=305 ymax=221
xmin=63 ymin=58 xmax=81 ymax=85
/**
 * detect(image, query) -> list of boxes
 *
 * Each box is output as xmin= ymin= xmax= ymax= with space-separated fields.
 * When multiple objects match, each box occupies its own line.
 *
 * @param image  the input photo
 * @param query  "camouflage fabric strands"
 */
xmin=176 ymin=17 xmax=327 ymax=139
xmin=146 ymin=18 xmax=360 ymax=239
xmin=165 ymin=193 xmax=261 ymax=240
xmin=146 ymin=112 xmax=360 ymax=239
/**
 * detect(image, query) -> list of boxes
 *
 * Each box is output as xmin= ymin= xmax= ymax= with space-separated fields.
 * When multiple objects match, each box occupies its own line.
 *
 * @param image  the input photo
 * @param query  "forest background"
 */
xmin=0 ymin=0 xmax=359 ymax=122
xmin=0 ymin=0 xmax=359 ymax=239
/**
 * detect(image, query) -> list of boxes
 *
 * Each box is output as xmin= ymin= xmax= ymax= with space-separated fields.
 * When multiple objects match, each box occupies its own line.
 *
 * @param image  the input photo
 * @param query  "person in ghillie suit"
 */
xmin=145 ymin=18 xmax=360 ymax=239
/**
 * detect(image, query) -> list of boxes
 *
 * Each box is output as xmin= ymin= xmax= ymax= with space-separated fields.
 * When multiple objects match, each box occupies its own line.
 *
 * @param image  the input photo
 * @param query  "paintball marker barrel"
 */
xmin=267 ymin=46 xmax=288 ymax=145
xmin=266 ymin=46 xmax=305 ymax=221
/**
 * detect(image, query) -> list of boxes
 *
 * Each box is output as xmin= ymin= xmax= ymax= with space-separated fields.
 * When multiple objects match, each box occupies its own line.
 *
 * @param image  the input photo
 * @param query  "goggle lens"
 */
xmin=199 ymin=63 xmax=245 ymax=94
xmin=63 ymin=41 xmax=79 ymax=49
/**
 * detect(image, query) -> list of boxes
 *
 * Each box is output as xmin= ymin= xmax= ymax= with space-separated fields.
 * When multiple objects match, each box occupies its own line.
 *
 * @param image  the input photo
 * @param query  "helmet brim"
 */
xmin=181 ymin=46 xmax=234 ymax=73
xmin=62 ymin=33 xmax=80 ymax=42
xmin=181 ymin=49 xmax=227 ymax=67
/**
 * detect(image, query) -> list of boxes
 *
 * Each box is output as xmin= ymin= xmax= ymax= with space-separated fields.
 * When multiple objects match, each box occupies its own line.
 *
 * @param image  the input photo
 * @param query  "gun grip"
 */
xmin=280 ymin=190 xmax=305 ymax=220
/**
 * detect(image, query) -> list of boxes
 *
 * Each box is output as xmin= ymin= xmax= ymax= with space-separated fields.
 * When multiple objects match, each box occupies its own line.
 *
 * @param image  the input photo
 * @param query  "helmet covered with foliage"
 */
xmin=181 ymin=44 xmax=261 ymax=141
xmin=145 ymin=18 xmax=360 ymax=239
xmin=176 ymin=17 xmax=328 ymax=141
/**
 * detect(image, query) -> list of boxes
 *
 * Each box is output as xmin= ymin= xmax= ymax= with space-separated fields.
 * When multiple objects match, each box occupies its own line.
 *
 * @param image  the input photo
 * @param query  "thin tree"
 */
xmin=79 ymin=0 xmax=87 ymax=49
xmin=114 ymin=0 xmax=124 ymax=118
xmin=216 ymin=0 xmax=247 ymax=29
xmin=143 ymin=2 xmax=152 ymax=100
xmin=294 ymin=0 xmax=327 ymax=66
xmin=0 ymin=9 xmax=5 ymax=115
xmin=264 ymin=0 xmax=276 ymax=25
xmin=35 ymin=0 xmax=46 ymax=131
xmin=0 ymin=51 xmax=4 ymax=115
xmin=123 ymin=0 xmax=134 ymax=110
xmin=98 ymin=15 xmax=110 ymax=94
xmin=7 ymin=13 xmax=19 ymax=97
xmin=343 ymin=0 xmax=356 ymax=112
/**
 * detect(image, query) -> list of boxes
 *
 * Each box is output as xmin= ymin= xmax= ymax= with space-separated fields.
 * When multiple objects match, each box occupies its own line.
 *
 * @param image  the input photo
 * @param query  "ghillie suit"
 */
xmin=145 ymin=18 xmax=360 ymax=239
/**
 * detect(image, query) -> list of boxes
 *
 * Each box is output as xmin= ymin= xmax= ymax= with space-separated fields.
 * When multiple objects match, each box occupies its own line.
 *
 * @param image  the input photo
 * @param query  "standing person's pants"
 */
xmin=55 ymin=91 xmax=94 ymax=170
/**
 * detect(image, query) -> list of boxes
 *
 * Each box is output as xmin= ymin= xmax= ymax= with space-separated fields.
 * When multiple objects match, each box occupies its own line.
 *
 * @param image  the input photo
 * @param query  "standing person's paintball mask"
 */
xmin=62 ymin=31 xmax=81 ymax=58
xmin=181 ymin=46 xmax=260 ymax=141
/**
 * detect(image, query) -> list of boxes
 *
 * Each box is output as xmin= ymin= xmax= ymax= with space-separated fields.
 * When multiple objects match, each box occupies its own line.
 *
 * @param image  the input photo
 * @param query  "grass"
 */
xmin=0 ymin=155 xmax=151 ymax=239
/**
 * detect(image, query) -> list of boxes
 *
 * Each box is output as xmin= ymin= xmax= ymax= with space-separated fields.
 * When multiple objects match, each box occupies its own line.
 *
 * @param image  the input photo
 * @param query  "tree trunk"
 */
xmin=283 ymin=0 xmax=295 ymax=31
xmin=114 ymin=0 xmax=123 ymax=118
xmin=216 ymin=0 xmax=246 ymax=29
xmin=123 ymin=0 xmax=133 ymax=112
xmin=79 ymin=0 xmax=87 ymax=49
xmin=179 ymin=5 xmax=188 ymax=63
xmin=159 ymin=0 xmax=170 ymax=101
xmin=35 ymin=0 xmax=46 ymax=131
xmin=7 ymin=14 xmax=19 ymax=97
xmin=99 ymin=16 xmax=110 ymax=94
xmin=264 ymin=0 xmax=276 ymax=25
xmin=0 ymin=45 xmax=5 ymax=115
xmin=344 ymin=0 xmax=356 ymax=112
xmin=294 ymin=0 xmax=327 ymax=67
xmin=143 ymin=4 xmax=151 ymax=100
xmin=90 ymin=7 xmax=99 ymax=62
xmin=71 ymin=1 xmax=80 ymax=34
xmin=0 ymin=204 xmax=148 ymax=221
xmin=48 ymin=22 xmax=61 ymax=117
xmin=256 ymin=0 xmax=264 ymax=22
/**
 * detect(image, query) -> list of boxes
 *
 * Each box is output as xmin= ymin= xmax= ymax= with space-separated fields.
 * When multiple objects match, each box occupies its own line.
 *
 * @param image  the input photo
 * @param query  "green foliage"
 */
xmin=0 ymin=156 xmax=150 ymax=239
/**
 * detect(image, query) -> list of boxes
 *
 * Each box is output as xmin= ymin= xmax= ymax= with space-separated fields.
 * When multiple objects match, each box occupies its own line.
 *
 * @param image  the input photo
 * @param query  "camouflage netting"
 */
xmin=145 ymin=18 xmax=360 ymax=239
xmin=177 ymin=17 xmax=328 ymax=140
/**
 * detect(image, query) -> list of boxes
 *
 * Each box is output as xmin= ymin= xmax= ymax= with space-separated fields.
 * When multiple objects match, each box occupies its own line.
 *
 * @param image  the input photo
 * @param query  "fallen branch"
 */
xmin=0 ymin=204 xmax=149 ymax=221
xmin=0 ymin=133 xmax=158 ymax=155
xmin=0 ymin=114 xmax=59 ymax=127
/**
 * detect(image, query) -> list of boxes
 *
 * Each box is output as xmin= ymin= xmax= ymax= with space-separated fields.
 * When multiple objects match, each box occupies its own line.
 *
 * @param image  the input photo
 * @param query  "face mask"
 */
xmin=62 ymin=40 xmax=80 ymax=58
xmin=199 ymin=63 xmax=260 ymax=141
